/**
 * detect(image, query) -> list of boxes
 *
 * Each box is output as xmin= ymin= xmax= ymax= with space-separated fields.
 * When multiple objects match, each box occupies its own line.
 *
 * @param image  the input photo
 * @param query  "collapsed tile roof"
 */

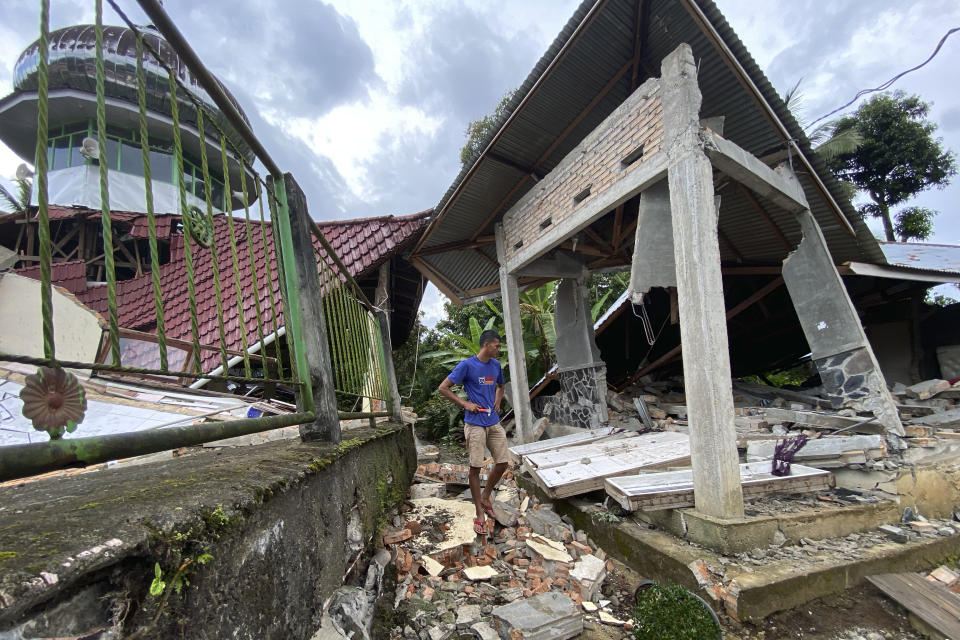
xmin=15 ymin=207 xmax=430 ymax=374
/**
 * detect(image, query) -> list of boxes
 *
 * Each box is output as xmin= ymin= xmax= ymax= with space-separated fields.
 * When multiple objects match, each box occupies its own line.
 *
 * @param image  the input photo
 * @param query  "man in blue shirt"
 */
xmin=438 ymin=330 xmax=509 ymax=536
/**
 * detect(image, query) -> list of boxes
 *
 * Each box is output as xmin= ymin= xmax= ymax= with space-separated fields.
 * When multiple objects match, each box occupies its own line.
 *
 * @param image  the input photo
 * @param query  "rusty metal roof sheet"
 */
xmin=879 ymin=242 xmax=960 ymax=275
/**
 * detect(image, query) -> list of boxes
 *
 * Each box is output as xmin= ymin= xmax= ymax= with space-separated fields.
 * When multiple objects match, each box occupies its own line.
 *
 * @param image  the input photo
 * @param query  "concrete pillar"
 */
xmin=495 ymin=222 xmax=534 ymax=442
xmin=782 ymin=209 xmax=904 ymax=436
xmin=545 ymin=278 xmax=608 ymax=429
xmin=628 ymin=179 xmax=676 ymax=301
xmin=661 ymin=44 xmax=744 ymax=519
xmin=269 ymin=173 xmax=341 ymax=443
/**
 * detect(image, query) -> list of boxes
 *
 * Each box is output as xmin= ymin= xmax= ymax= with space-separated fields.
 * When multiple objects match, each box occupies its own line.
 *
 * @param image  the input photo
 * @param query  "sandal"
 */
xmin=480 ymin=500 xmax=495 ymax=519
xmin=473 ymin=518 xmax=488 ymax=536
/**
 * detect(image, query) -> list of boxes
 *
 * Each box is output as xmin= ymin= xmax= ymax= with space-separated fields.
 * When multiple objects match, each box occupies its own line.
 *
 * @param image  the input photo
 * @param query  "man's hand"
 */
xmin=463 ymin=401 xmax=483 ymax=413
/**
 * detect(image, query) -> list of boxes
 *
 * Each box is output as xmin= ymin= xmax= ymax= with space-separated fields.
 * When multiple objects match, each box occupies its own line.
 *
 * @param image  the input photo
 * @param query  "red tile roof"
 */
xmin=15 ymin=259 xmax=88 ymax=296
xmin=60 ymin=208 xmax=429 ymax=374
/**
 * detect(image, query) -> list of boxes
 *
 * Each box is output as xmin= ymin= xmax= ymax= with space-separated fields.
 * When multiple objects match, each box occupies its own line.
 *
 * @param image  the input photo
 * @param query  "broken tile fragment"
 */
xmin=598 ymin=610 xmax=626 ymax=626
xmin=463 ymin=565 xmax=498 ymax=581
xmin=526 ymin=538 xmax=573 ymax=564
xmin=422 ymin=556 xmax=444 ymax=577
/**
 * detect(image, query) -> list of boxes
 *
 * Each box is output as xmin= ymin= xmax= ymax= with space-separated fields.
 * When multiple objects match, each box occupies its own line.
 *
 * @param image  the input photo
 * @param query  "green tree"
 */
xmin=459 ymin=89 xmax=516 ymax=167
xmin=0 ymin=178 xmax=32 ymax=215
xmin=826 ymin=91 xmax=956 ymax=241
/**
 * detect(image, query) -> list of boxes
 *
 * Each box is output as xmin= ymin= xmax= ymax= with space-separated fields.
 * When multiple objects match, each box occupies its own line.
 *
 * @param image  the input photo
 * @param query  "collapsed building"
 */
xmin=410 ymin=0 xmax=960 ymax=520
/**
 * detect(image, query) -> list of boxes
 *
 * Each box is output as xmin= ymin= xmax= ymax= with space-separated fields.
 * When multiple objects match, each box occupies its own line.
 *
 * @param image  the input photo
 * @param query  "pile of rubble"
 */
xmin=603 ymin=376 xmax=960 ymax=469
xmin=382 ymin=461 xmax=635 ymax=640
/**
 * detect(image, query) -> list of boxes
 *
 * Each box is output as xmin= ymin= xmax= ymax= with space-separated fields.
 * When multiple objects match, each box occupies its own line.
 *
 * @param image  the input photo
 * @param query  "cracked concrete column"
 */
xmin=496 ymin=222 xmax=534 ymax=443
xmin=547 ymin=277 xmax=608 ymax=429
xmin=628 ymin=179 xmax=676 ymax=300
xmin=662 ymin=43 xmax=744 ymax=519
xmin=782 ymin=209 xmax=904 ymax=437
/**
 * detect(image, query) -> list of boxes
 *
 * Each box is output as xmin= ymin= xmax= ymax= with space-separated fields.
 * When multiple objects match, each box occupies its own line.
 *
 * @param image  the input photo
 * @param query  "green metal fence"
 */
xmin=0 ymin=0 xmax=395 ymax=481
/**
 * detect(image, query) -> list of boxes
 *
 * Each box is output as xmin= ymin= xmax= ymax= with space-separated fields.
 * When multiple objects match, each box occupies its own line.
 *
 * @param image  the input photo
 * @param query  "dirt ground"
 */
xmin=426 ymin=436 xmax=926 ymax=640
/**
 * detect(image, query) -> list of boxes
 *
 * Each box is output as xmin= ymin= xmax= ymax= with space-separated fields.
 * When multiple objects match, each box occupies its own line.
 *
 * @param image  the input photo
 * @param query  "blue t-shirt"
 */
xmin=447 ymin=356 xmax=504 ymax=427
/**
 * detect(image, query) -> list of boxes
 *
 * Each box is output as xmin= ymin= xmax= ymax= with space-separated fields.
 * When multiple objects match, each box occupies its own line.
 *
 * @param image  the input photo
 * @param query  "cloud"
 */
xmin=394 ymin=3 xmax=541 ymax=123
xmin=164 ymin=0 xmax=379 ymax=120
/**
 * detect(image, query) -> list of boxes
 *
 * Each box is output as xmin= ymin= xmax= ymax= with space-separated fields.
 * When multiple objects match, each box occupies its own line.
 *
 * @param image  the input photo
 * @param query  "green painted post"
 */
xmin=268 ymin=173 xmax=341 ymax=442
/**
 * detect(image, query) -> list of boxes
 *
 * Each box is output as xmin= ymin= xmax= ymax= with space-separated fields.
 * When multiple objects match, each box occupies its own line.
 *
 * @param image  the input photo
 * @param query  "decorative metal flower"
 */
xmin=185 ymin=205 xmax=213 ymax=248
xmin=20 ymin=366 xmax=87 ymax=440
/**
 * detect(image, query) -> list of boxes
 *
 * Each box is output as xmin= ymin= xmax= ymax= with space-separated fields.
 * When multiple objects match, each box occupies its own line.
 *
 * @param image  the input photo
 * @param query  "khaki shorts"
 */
xmin=464 ymin=423 xmax=509 ymax=468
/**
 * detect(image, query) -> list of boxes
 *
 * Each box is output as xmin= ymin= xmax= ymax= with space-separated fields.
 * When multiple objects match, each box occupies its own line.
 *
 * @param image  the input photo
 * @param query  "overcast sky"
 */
xmin=1 ymin=0 xmax=958 ymax=325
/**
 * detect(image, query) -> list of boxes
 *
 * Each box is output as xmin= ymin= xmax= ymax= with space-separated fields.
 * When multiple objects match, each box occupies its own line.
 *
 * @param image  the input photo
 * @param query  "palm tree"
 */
xmin=0 ymin=178 xmax=32 ymax=215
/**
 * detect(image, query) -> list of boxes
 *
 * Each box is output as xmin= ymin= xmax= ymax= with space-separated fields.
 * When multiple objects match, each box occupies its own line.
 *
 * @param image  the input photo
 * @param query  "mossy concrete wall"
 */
xmin=0 ymin=424 xmax=416 ymax=639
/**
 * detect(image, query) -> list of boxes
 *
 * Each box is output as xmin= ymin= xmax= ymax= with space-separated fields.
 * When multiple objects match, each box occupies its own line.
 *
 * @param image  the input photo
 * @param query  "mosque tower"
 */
xmin=0 ymin=23 xmax=257 ymax=215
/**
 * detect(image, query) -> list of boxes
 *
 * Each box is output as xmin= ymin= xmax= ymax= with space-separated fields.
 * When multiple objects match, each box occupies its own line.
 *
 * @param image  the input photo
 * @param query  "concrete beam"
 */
xmin=496 ymin=223 xmax=534 ymax=443
xmin=627 ymin=179 xmax=675 ymax=301
xmin=506 ymin=153 xmax=668 ymax=274
xmin=514 ymin=252 xmax=587 ymax=279
xmin=702 ymin=130 xmax=808 ymax=213
xmin=662 ymin=43 xmax=744 ymax=519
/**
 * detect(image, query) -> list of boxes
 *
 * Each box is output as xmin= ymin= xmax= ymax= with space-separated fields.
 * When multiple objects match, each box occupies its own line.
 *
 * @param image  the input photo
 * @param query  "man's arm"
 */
xmin=494 ymin=383 xmax=504 ymax=414
xmin=438 ymin=377 xmax=482 ymax=413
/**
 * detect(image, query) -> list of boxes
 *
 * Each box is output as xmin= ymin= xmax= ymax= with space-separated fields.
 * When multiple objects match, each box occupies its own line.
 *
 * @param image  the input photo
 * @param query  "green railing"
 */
xmin=0 ymin=0 xmax=397 ymax=481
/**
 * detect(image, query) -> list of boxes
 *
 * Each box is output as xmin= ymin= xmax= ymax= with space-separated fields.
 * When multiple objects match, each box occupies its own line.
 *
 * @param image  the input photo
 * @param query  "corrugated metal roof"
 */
xmin=413 ymin=0 xmax=883 ymax=302
xmin=879 ymin=242 xmax=960 ymax=275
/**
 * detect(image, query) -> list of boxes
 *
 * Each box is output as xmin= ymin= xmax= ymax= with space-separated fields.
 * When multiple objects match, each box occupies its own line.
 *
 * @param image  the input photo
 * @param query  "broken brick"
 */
xmin=512 ymin=558 xmax=530 ymax=567
xmin=405 ymin=520 xmax=422 ymax=535
xmin=383 ymin=528 xmax=413 ymax=545
xmin=422 ymin=586 xmax=435 ymax=601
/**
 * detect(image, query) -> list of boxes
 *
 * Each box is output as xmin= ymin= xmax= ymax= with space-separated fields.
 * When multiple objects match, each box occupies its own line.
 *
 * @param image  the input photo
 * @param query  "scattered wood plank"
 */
xmin=758 ymin=407 xmax=883 ymax=433
xmin=507 ymin=427 xmax=619 ymax=463
xmin=867 ymin=573 xmax=960 ymax=640
xmin=746 ymin=435 xmax=886 ymax=465
xmin=530 ymin=432 xmax=690 ymax=499
xmin=605 ymin=462 xmax=833 ymax=511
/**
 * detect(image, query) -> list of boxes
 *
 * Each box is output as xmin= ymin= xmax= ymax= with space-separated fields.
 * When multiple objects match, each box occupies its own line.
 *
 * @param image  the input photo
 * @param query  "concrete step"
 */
xmin=531 ymin=491 xmax=960 ymax=621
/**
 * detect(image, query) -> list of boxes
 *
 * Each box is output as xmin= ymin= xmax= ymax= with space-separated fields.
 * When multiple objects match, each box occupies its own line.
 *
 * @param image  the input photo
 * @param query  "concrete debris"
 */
xmin=456 ymin=604 xmax=482 ymax=628
xmin=469 ymin=621 xmax=500 ymax=640
xmin=492 ymin=592 xmax=583 ymax=640
xmin=391 ymin=459 xmax=623 ymax=639
xmin=878 ymin=524 xmax=912 ymax=543
xmin=569 ymin=554 xmax=606 ymax=601
xmin=905 ymin=379 xmax=951 ymax=400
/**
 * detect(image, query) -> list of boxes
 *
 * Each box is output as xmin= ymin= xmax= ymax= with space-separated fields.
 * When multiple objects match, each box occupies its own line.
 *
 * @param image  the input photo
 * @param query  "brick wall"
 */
xmin=503 ymin=79 xmax=663 ymax=263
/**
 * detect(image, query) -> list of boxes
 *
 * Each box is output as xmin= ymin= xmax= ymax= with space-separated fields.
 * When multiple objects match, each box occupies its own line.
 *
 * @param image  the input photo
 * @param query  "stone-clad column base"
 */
xmin=542 ymin=363 xmax=609 ymax=430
